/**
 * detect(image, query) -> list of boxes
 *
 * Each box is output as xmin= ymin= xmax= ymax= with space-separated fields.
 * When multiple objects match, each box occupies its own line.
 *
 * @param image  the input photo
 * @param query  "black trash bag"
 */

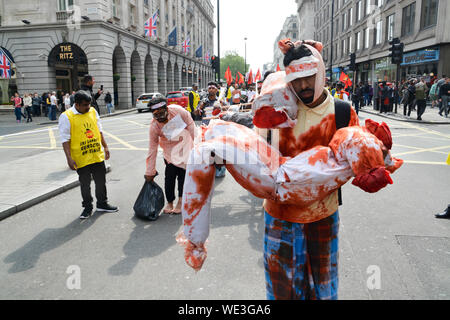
xmin=133 ymin=181 xmax=165 ymax=221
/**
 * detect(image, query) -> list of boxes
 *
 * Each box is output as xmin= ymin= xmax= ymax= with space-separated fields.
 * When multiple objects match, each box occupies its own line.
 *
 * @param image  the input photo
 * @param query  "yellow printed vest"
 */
xmin=187 ymin=91 xmax=200 ymax=113
xmin=66 ymin=108 xmax=104 ymax=169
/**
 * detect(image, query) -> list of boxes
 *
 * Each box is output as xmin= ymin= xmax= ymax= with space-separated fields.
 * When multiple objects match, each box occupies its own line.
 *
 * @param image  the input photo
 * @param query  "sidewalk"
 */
xmin=0 ymin=109 xmax=136 ymax=221
xmin=359 ymin=103 xmax=450 ymax=124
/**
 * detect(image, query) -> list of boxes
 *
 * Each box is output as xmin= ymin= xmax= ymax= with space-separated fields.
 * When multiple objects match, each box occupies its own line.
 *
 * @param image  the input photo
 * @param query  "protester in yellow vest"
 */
xmin=187 ymin=84 xmax=200 ymax=120
xmin=58 ymin=90 xmax=118 ymax=220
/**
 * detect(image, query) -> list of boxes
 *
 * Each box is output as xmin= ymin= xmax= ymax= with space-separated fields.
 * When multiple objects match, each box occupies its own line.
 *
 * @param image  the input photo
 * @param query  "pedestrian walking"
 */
xmin=436 ymin=75 xmax=446 ymax=113
xmin=104 ymin=91 xmax=113 ymax=114
xmin=351 ymin=84 xmax=361 ymax=115
xmin=438 ymin=76 xmax=450 ymax=117
xmin=373 ymin=82 xmax=380 ymax=111
xmin=144 ymin=97 xmax=195 ymax=215
xmin=407 ymin=79 xmax=416 ymax=117
xmin=32 ymin=93 xmax=42 ymax=117
xmin=58 ymin=90 xmax=118 ymax=220
xmin=49 ymin=91 xmax=58 ymax=121
xmin=187 ymin=84 xmax=200 ymax=120
xmin=11 ymin=93 xmax=23 ymax=123
xmin=429 ymin=82 xmax=439 ymax=108
xmin=64 ymin=93 xmax=71 ymax=111
xmin=80 ymin=74 xmax=102 ymax=115
xmin=70 ymin=91 xmax=76 ymax=107
xmin=23 ymin=93 xmax=33 ymax=123
xmin=415 ymin=77 xmax=428 ymax=120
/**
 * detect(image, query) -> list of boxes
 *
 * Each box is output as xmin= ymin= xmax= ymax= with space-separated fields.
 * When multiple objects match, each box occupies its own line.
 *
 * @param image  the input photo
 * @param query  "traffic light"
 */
xmin=349 ymin=53 xmax=356 ymax=71
xmin=210 ymin=55 xmax=216 ymax=68
xmin=389 ymin=38 xmax=404 ymax=65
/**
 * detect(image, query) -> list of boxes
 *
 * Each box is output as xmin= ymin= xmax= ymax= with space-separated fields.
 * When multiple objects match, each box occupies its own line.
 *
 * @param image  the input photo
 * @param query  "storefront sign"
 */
xmin=375 ymin=58 xmax=390 ymax=70
xmin=401 ymin=48 xmax=440 ymax=66
xmin=59 ymin=45 xmax=74 ymax=60
xmin=48 ymin=42 xmax=88 ymax=67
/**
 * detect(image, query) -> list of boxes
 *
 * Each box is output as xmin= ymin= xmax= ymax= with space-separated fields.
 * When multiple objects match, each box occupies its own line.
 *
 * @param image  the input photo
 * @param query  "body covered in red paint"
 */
xmin=177 ymin=120 xmax=403 ymax=271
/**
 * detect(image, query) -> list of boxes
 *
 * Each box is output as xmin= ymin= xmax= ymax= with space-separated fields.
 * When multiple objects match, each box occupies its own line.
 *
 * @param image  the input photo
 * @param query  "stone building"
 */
xmin=312 ymin=0 xmax=449 ymax=83
xmin=272 ymin=15 xmax=299 ymax=69
xmin=0 ymin=0 xmax=215 ymax=110
xmin=295 ymin=0 xmax=315 ymax=40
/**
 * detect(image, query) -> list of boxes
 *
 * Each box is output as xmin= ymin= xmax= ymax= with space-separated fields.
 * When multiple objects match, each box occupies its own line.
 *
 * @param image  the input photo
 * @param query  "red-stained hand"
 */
xmin=253 ymin=107 xmax=288 ymax=129
xmin=352 ymin=167 xmax=393 ymax=193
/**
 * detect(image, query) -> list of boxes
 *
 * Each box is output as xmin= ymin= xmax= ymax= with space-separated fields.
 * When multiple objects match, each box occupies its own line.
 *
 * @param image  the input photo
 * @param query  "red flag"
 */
xmin=339 ymin=72 xmax=352 ymax=89
xmin=254 ymin=69 xmax=262 ymax=82
xmin=238 ymin=72 xmax=245 ymax=84
xmin=236 ymin=74 xmax=239 ymax=85
xmin=247 ymin=69 xmax=253 ymax=84
xmin=225 ymin=66 xmax=232 ymax=85
xmin=276 ymin=64 xmax=281 ymax=72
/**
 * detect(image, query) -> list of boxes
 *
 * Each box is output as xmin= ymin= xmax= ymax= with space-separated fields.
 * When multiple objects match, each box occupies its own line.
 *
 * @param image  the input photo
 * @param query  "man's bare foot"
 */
xmin=163 ymin=203 xmax=174 ymax=214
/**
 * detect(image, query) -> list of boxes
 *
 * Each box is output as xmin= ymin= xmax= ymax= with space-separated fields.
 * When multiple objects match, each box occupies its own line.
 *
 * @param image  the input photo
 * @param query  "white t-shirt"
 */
xmin=50 ymin=95 xmax=57 ymax=106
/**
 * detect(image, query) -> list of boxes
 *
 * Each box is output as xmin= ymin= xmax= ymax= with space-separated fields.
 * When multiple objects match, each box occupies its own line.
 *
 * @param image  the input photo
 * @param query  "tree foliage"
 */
xmin=219 ymin=51 xmax=250 ymax=81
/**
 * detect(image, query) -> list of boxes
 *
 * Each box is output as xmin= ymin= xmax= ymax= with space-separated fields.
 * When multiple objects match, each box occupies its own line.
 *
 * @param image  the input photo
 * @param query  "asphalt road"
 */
xmin=0 ymin=111 xmax=449 ymax=300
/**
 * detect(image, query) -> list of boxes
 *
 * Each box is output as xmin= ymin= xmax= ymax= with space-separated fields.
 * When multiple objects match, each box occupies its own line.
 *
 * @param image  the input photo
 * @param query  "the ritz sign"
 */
xmin=59 ymin=45 xmax=74 ymax=60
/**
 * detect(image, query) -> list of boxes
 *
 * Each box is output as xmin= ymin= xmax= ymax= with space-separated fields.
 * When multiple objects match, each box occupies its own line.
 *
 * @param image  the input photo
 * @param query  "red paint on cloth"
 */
xmin=183 ymin=167 xmax=216 ymax=226
xmin=352 ymin=167 xmax=393 ymax=193
xmin=253 ymin=107 xmax=288 ymax=129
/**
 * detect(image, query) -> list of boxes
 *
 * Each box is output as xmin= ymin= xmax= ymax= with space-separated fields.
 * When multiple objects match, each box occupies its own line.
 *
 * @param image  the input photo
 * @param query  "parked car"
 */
xmin=136 ymin=92 xmax=164 ymax=113
xmin=179 ymin=87 xmax=192 ymax=92
xmin=167 ymin=91 xmax=189 ymax=108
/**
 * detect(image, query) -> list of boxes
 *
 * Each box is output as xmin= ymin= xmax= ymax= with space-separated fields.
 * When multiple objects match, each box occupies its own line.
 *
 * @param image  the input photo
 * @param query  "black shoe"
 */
xmin=80 ymin=208 xmax=93 ymax=220
xmin=97 ymin=203 xmax=119 ymax=213
xmin=435 ymin=208 xmax=450 ymax=219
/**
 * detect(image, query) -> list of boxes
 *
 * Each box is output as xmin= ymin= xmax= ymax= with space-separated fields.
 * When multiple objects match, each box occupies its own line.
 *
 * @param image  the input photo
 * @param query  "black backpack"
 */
xmin=334 ymin=99 xmax=352 ymax=206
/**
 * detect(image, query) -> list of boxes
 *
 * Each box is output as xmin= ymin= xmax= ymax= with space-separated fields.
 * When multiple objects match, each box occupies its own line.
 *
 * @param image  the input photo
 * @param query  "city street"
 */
xmin=0 ymin=110 xmax=449 ymax=300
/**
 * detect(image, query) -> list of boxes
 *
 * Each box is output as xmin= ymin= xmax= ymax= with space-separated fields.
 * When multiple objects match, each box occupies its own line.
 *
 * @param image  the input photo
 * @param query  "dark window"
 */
xmin=138 ymin=95 xmax=154 ymax=100
xmin=167 ymin=93 xmax=183 ymax=99
xmin=402 ymin=2 xmax=416 ymax=36
xmin=421 ymin=0 xmax=438 ymax=29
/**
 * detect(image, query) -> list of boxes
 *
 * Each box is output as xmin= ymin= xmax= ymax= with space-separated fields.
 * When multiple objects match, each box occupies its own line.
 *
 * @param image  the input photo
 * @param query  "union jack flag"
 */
xmin=182 ymin=37 xmax=190 ymax=54
xmin=0 ymin=50 xmax=11 ymax=79
xmin=205 ymin=50 xmax=210 ymax=63
xmin=144 ymin=11 xmax=158 ymax=38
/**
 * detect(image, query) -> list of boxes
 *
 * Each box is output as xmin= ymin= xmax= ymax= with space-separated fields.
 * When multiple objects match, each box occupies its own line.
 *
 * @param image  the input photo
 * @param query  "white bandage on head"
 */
xmin=151 ymin=101 xmax=167 ymax=110
xmin=284 ymin=56 xmax=320 ymax=83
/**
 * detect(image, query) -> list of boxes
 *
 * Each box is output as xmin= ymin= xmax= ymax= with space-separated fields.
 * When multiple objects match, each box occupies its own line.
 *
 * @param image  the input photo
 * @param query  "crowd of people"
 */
xmin=9 ymin=75 xmax=115 ymax=124
xmin=325 ymin=75 xmax=450 ymax=120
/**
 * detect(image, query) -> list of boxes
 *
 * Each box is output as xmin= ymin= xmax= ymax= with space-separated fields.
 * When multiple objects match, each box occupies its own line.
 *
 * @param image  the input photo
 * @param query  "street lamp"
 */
xmin=244 ymin=37 xmax=247 ymax=76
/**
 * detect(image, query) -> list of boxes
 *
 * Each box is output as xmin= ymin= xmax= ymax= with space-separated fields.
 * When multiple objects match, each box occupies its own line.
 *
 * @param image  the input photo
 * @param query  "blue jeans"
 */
xmin=106 ymin=103 xmax=113 ymax=114
xmin=48 ymin=105 xmax=57 ymax=121
xmin=363 ymin=94 xmax=370 ymax=106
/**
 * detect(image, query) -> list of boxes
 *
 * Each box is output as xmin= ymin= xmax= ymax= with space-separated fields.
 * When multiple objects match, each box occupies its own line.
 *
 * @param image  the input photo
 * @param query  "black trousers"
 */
xmin=164 ymin=159 xmax=186 ymax=203
xmin=416 ymin=99 xmax=426 ymax=119
xmin=76 ymin=161 xmax=107 ymax=210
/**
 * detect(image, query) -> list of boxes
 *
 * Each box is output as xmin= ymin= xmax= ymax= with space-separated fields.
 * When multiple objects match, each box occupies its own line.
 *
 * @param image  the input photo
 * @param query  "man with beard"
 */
xmin=145 ymin=97 xmax=195 ymax=215
xmin=257 ymin=39 xmax=365 ymax=300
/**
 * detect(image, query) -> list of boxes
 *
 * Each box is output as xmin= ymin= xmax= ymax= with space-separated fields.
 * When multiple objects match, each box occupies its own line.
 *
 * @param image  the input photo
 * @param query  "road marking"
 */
xmin=0 ymin=146 xmax=58 ymax=150
xmin=0 ymin=125 xmax=58 ymax=138
xmin=402 ymin=160 xmax=447 ymax=166
xmin=394 ymin=144 xmax=450 ymax=155
xmin=48 ymin=128 xmax=56 ymax=149
xmin=120 ymin=118 xmax=148 ymax=128
xmin=393 ymin=145 xmax=450 ymax=157
xmin=397 ymin=122 xmax=450 ymax=140
xmin=102 ymin=130 xmax=138 ymax=150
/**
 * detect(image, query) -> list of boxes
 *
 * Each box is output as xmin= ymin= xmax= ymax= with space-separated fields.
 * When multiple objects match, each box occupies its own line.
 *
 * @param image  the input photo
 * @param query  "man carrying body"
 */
xmin=261 ymin=39 xmax=366 ymax=300
xmin=58 ymin=91 xmax=118 ymax=219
